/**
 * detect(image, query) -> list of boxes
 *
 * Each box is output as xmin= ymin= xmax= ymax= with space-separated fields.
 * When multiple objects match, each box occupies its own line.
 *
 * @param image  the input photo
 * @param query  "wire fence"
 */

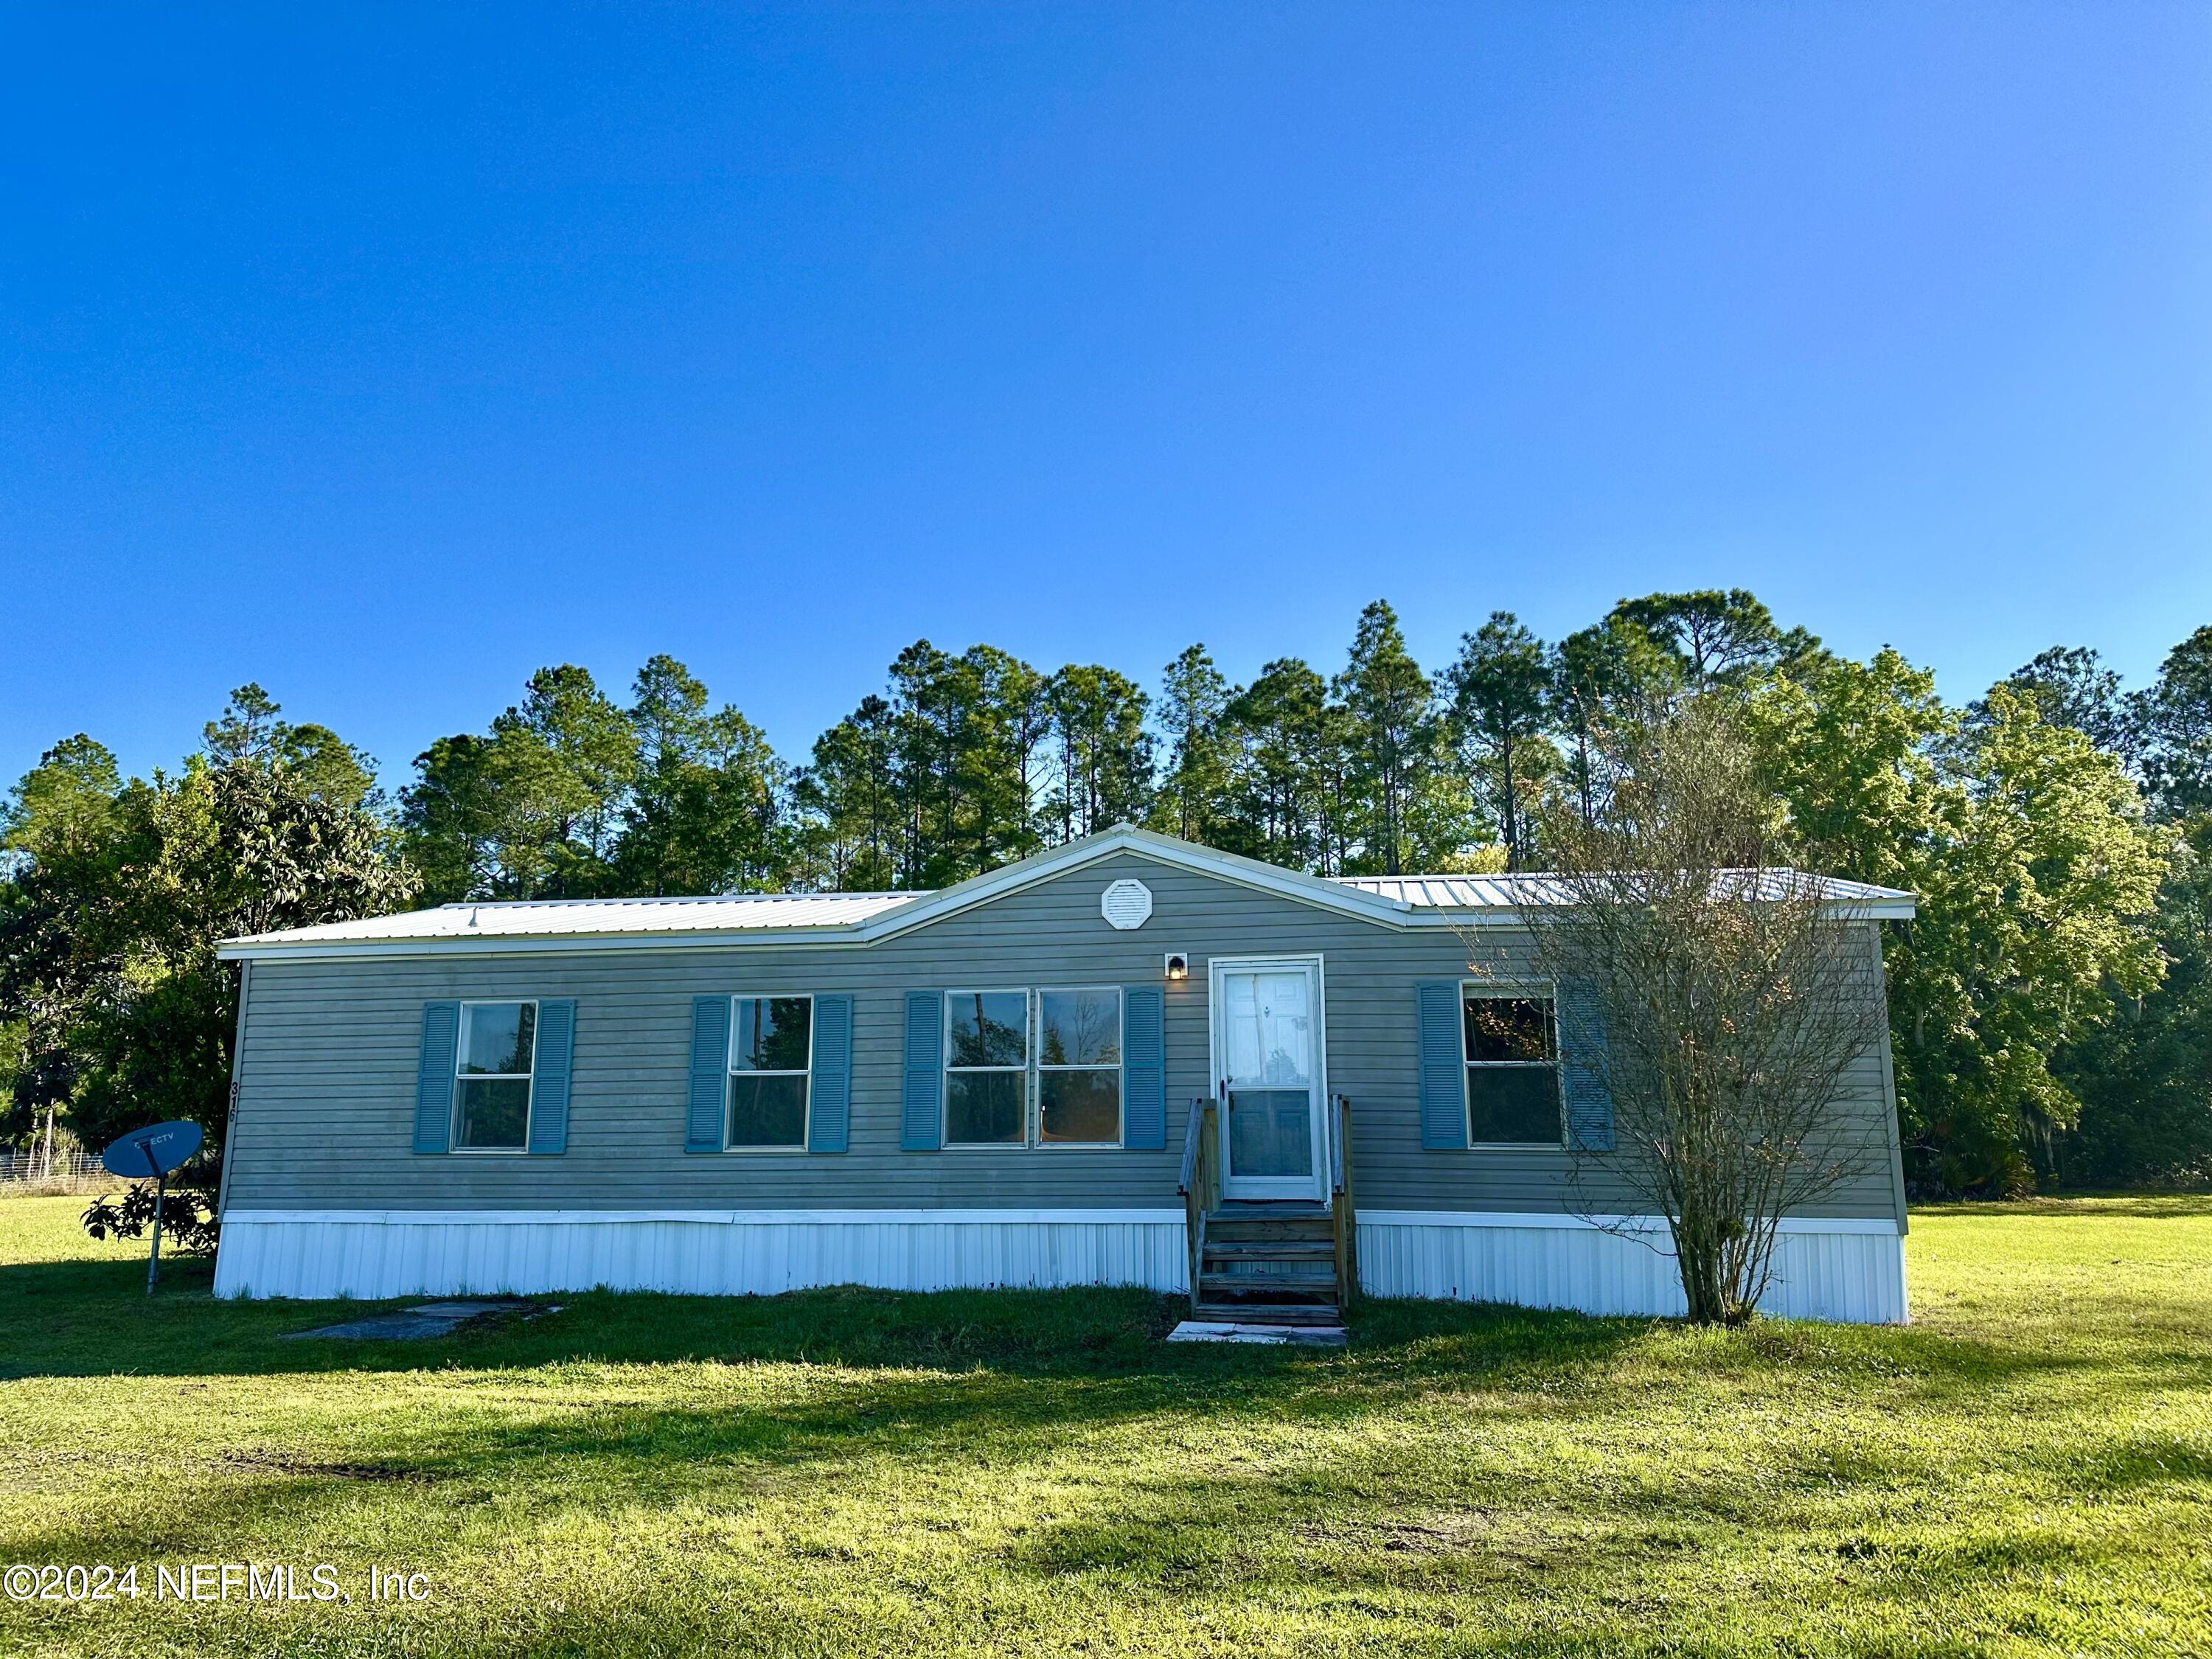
xmin=0 ymin=1144 xmax=117 ymax=1197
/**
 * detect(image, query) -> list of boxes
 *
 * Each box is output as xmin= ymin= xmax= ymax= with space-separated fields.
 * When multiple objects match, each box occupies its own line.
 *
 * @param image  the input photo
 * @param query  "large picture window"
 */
xmin=941 ymin=987 xmax=1126 ymax=1147
xmin=728 ymin=995 xmax=813 ymax=1150
xmin=1037 ymin=987 xmax=1122 ymax=1145
xmin=945 ymin=990 xmax=1029 ymax=1145
xmin=454 ymin=1001 xmax=537 ymax=1151
xmin=1462 ymin=988 xmax=1562 ymax=1147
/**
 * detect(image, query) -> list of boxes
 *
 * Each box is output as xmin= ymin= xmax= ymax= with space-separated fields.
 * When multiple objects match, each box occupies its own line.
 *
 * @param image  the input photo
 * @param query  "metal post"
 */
xmin=143 ymin=1142 xmax=164 ymax=1296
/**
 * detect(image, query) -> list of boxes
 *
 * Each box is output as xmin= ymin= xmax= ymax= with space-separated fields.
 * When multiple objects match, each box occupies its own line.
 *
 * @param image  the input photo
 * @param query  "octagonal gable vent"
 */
xmin=1101 ymin=878 xmax=1153 ymax=931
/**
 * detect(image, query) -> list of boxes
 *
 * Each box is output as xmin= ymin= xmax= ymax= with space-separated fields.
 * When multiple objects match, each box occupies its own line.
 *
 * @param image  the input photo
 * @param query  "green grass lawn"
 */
xmin=1 ymin=1198 xmax=2208 ymax=1658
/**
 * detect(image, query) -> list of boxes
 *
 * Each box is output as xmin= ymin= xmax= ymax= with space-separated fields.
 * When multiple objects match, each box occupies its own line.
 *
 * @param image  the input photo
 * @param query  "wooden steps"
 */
xmin=1194 ymin=1200 xmax=1346 ymax=1326
xmin=1179 ymin=1096 xmax=1358 ymax=1335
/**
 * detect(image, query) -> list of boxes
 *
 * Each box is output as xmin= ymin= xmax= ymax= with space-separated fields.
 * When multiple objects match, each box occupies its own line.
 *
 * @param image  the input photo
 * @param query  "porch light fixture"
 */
xmin=1164 ymin=953 xmax=1190 ymax=981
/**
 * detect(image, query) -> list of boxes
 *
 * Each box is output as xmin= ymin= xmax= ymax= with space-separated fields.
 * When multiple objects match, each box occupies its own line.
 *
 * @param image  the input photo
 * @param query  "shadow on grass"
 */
xmin=0 ymin=1250 xmax=2092 ymax=1413
xmin=13 ymin=1248 xmax=2208 ymax=1622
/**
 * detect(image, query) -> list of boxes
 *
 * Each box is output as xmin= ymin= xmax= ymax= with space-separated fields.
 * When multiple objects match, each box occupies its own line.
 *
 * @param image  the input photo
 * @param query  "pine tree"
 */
xmin=1446 ymin=613 xmax=1554 ymax=870
xmin=1335 ymin=600 xmax=1439 ymax=876
xmin=1152 ymin=644 xmax=1237 ymax=844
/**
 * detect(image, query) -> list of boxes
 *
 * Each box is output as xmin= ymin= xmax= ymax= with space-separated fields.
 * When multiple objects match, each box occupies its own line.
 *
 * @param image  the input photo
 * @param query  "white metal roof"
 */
xmin=217 ymin=825 xmax=1913 ymax=960
xmin=222 ymin=891 xmax=915 ymax=947
xmin=1338 ymin=870 xmax=1917 ymax=913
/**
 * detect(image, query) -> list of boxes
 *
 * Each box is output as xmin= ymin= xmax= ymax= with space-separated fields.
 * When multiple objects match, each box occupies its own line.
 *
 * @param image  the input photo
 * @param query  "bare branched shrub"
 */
xmin=1469 ymin=696 xmax=1890 ymax=1324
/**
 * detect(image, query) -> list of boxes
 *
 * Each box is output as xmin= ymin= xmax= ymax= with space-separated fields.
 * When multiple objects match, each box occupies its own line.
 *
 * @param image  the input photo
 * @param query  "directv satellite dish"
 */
xmin=98 ymin=1120 xmax=204 ymax=1294
xmin=101 ymin=1120 xmax=203 ymax=1180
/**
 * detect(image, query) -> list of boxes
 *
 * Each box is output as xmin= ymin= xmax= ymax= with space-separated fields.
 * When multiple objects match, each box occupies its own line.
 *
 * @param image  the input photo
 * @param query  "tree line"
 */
xmin=4 ymin=589 xmax=2209 ymax=1201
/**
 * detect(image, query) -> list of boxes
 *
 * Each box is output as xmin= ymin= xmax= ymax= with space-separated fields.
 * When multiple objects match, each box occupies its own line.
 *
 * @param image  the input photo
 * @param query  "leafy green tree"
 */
xmin=1221 ymin=658 xmax=1346 ymax=872
xmin=1 ymin=734 xmax=119 ymax=863
xmin=2137 ymin=625 xmax=2212 ymax=817
xmin=2053 ymin=815 xmax=2212 ymax=1186
xmin=398 ymin=734 xmax=499 ymax=904
xmin=796 ymin=697 xmax=901 ymax=891
xmin=492 ymin=664 xmax=639 ymax=893
xmin=1335 ymin=600 xmax=1440 ymax=875
xmin=1446 ymin=612 xmax=1555 ymax=869
xmin=1753 ymin=652 xmax=2169 ymax=1193
xmin=1548 ymin=619 xmax=1677 ymax=824
xmin=1152 ymin=644 xmax=1239 ymax=844
xmin=0 ymin=738 xmax=124 ymax=1159
xmin=953 ymin=645 xmax=1051 ymax=877
xmin=797 ymin=641 xmax=1050 ymax=890
xmin=1044 ymin=664 xmax=1152 ymax=843
xmin=204 ymin=683 xmax=380 ymax=808
xmin=1610 ymin=590 xmax=1819 ymax=692
xmin=1 ymin=718 xmax=417 ymax=1239
xmin=616 ymin=655 xmax=789 ymax=896
xmin=402 ymin=664 xmax=639 ymax=900
xmin=1973 ymin=647 xmax=2141 ymax=771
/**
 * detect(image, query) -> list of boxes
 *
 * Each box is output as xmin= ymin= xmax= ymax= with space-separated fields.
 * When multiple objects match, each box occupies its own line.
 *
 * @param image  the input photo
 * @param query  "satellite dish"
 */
xmin=100 ymin=1120 xmax=204 ymax=1180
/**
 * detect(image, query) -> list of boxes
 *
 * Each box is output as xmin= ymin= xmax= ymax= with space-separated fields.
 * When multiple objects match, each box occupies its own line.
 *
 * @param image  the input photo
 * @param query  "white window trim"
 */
xmin=942 ymin=987 xmax=1033 ymax=1150
xmin=1035 ymin=984 xmax=1125 ymax=1150
xmin=451 ymin=998 xmax=538 ymax=1155
xmin=1461 ymin=979 xmax=1567 ymax=1152
xmin=723 ymin=992 xmax=816 ymax=1155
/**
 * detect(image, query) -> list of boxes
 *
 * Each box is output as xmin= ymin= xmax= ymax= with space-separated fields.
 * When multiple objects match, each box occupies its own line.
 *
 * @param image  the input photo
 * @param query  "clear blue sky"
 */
xmin=6 ymin=4 xmax=2208 ymax=792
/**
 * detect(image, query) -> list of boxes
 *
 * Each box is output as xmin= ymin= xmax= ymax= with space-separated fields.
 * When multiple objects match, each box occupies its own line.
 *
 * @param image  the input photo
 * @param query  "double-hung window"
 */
xmin=1463 ymin=987 xmax=1563 ymax=1147
xmin=945 ymin=990 xmax=1029 ymax=1145
xmin=454 ymin=1001 xmax=537 ymax=1152
xmin=943 ymin=987 xmax=1125 ymax=1147
xmin=727 ymin=995 xmax=814 ymax=1150
xmin=1037 ymin=987 xmax=1121 ymax=1144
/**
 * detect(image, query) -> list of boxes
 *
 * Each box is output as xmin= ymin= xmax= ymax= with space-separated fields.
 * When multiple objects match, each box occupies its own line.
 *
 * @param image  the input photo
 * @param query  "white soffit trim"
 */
xmin=852 ymin=825 xmax=1415 ymax=943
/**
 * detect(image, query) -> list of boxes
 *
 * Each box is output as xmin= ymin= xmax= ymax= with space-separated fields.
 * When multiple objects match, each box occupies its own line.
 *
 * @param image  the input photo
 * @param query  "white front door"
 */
xmin=1210 ymin=956 xmax=1328 ymax=1203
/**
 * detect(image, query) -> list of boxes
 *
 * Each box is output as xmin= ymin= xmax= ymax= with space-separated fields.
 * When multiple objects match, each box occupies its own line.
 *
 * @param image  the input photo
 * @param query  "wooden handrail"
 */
xmin=1330 ymin=1093 xmax=1357 ymax=1311
xmin=1180 ymin=1098 xmax=1217 ymax=1312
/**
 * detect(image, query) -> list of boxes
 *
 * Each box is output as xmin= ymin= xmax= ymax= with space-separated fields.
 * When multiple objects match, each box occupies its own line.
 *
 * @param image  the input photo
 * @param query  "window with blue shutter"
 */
xmin=413 ymin=1002 xmax=460 ymax=1154
xmin=526 ymin=999 xmax=576 ymax=1155
xmin=902 ymin=990 xmax=944 ymax=1151
xmin=1121 ymin=985 xmax=1166 ymax=1150
xmin=1556 ymin=978 xmax=1617 ymax=1152
xmin=1415 ymin=981 xmax=1469 ymax=1150
xmin=686 ymin=996 xmax=731 ymax=1153
xmin=808 ymin=995 xmax=853 ymax=1153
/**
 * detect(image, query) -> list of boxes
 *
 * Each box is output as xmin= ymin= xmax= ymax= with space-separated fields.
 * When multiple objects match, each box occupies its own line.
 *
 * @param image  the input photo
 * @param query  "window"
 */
xmin=945 ymin=990 xmax=1029 ymax=1145
xmin=454 ymin=1001 xmax=536 ymax=1151
xmin=1037 ymin=987 xmax=1122 ymax=1145
xmin=1463 ymin=988 xmax=1562 ymax=1147
xmin=939 ymin=987 xmax=1127 ymax=1148
xmin=728 ymin=995 xmax=813 ymax=1150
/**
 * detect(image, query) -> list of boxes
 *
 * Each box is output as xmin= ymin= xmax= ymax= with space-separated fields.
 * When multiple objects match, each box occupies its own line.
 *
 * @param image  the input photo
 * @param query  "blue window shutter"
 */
xmin=413 ymin=1002 xmax=460 ymax=1154
xmin=1557 ymin=978 xmax=1616 ymax=1152
xmin=902 ymin=990 xmax=943 ymax=1151
xmin=808 ymin=995 xmax=853 ymax=1153
xmin=1416 ymin=981 xmax=1468 ymax=1150
xmin=686 ymin=996 xmax=730 ymax=1153
xmin=1122 ymin=985 xmax=1166 ymax=1150
xmin=527 ymin=999 xmax=575 ymax=1155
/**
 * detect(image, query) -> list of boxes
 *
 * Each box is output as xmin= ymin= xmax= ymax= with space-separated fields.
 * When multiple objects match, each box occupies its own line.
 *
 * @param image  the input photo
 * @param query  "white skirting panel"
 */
xmin=212 ymin=1208 xmax=1190 ymax=1301
xmin=1357 ymin=1211 xmax=1909 ymax=1324
xmin=214 ymin=1206 xmax=1907 ymax=1323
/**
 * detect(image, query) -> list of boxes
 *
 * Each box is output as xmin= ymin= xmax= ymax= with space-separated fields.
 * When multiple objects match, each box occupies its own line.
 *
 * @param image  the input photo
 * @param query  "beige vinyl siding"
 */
xmin=223 ymin=852 xmax=1906 ymax=1221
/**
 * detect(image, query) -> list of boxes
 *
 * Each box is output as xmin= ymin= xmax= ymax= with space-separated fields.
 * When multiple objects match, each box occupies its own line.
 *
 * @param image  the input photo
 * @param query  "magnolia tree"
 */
xmin=1474 ymin=697 xmax=1891 ymax=1324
